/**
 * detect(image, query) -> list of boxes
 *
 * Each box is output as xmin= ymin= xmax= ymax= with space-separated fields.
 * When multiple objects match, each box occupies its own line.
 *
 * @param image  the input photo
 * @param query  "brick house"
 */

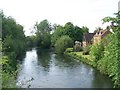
xmin=82 ymin=33 xmax=95 ymax=48
xmin=93 ymin=29 xmax=111 ymax=45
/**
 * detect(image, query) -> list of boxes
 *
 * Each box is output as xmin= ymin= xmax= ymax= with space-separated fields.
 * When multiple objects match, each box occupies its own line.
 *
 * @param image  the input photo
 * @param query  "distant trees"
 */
xmin=26 ymin=35 xmax=37 ymax=47
xmin=33 ymin=20 xmax=89 ymax=50
xmin=51 ymin=22 xmax=89 ymax=48
xmin=81 ymin=26 xmax=89 ymax=33
xmin=34 ymin=19 xmax=52 ymax=48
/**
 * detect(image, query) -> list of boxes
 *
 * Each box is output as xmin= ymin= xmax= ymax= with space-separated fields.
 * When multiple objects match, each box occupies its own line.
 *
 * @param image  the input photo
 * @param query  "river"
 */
xmin=16 ymin=48 xmax=113 ymax=88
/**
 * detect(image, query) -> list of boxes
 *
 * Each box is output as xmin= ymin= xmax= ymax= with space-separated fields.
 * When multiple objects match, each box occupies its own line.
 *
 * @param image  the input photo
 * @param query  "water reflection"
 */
xmin=37 ymin=49 xmax=51 ymax=72
xmin=17 ymin=48 xmax=113 ymax=88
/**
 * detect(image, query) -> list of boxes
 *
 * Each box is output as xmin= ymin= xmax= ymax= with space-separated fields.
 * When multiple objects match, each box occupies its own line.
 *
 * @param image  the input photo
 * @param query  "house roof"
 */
xmin=83 ymin=33 xmax=95 ymax=42
xmin=94 ymin=29 xmax=111 ymax=37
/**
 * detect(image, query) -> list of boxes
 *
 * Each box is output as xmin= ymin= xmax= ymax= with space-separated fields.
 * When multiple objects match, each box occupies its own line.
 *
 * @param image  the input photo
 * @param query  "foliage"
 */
xmin=65 ymin=48 xmax=73 ymax=53
xmin=2 ymin=11 xmax=26 ymax=56
xmin=81 ymin=26 xmax=89 ymax=33
xmin=83 ymin=45 xmax=91 ymax=55
xmin=1 ymin=11 xmax=26 ymax=88
xmin=51 ymin=22 xmax=89 ymax=47
xmin=35 ymin=19 xmax=52 ymax=48
xmin=97 ymin=32 xmax=120 ymax=87
xmin=65 ymin=51 xmax=96 ymax=67
xmin=1 ymin=56 xmax=16 ymax=88
xmin=90 ymin=43 xmax=104 ymax=62
xmin=97 ymin=11 xmax=120 ymax=88
xmin=55 ymin=35 xmax=74 ymax=54
xmin=51 ymin=25 xmax=64 ymax=46
xmin=26 ymin=35 xmax=37 ymax=47
xmin=63 ymin=22 xmax=82 ymax=41
xmin=0 ymin=40 xmax=2 ymax=52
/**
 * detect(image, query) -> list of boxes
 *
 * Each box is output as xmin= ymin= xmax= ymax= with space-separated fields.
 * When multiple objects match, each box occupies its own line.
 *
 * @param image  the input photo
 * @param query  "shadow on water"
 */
xmin=54 ymin=55 xmax=81 ymax=68
xmin=36 ymin=48 xmax=51 ymax=72
xmin=91 ymin=69 xmax=113 ymax=88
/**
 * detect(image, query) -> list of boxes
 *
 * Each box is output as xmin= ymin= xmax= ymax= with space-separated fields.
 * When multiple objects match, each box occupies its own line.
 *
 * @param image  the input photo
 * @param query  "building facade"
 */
xmin=93 ymin=29 xmax=111 ymax=45
xmin=82 ymin=33 xmax=95 ymax=47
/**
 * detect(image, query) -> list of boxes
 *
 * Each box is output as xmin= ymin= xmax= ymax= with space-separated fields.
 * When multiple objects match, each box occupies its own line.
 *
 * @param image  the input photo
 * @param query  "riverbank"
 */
xmin=64 ymin=48 xmax=116 ymax=88
xmin=64 ymin=49 xmax=96 ymax=68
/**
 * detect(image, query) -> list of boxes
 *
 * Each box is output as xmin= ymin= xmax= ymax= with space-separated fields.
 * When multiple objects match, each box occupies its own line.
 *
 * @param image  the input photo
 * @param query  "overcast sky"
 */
xmin=0 ymin=0 xmax=119 ymax=36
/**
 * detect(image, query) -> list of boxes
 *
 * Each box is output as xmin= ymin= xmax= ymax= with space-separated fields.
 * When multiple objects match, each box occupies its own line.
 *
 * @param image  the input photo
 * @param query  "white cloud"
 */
xmin=0 ymin=0 xmax=119 ymax=36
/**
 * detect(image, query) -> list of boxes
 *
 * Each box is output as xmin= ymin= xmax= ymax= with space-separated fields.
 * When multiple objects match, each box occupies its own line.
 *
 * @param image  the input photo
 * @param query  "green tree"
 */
xmin=35 ymin=19 xmax=52 ymax=48
xmin=51 ymin=25 xmax=64 ymax=46
xmin=55 ymin=35 xmax=74 ymax=54
xmin=26 ymin=35 xmax=37 ymax=47
xmin=1 ymin=11 xmax=27 ymax=88
xmin=0 ymin=11 xmax=27 ymax=88
xmin=63 ymin=22 xmax=84 ymax=41
xmin=98 ymin=11 xmax=120 ymax=88
xmin=51 ymin=22 xmax=87 ymax=47
xmin=81 ymin=26 xmax=89 ymax=33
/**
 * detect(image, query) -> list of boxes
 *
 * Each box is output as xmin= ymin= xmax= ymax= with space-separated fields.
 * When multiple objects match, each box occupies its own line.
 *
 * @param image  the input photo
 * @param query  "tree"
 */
xmin=1 ymin=11 xmax=26 ymax=87
xmin=63 ymin=22 xmax=83 ymax=41
xmin=2 ymin=11 xmax=26 ymax=69
xmin=26 ymin=35 xmax=37 ymax=47
xmin=74 ymin=26 xmax=83 ymax=41
xmin=98 ymin=11 xmax=120 ymax=88
xmin=55 ymin=35 xmax=74 ymax=54
xmin=81 ymin=26 xmax=89 ymax=33
xmin=51 ymin=22 xmax=87 ymax=47
xmin=35 ymin=19 xmax=52 ymax=48
xmin=51 ymin=25 xmax=64 ymax=46
xmin=35 ymin=19 xmax=52 ymax=33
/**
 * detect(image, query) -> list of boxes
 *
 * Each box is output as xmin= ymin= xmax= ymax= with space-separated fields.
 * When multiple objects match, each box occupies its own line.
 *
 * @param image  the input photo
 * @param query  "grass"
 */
xmin=65 ymin=49 xmax=96 ymax=67
xmin=73 ymin=52 xmax=95 ymax=61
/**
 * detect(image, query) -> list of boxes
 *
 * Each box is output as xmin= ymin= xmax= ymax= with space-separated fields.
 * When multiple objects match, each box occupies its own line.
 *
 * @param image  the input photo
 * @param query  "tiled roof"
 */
xmin=94 ymin=29 xmax=110 ymax=37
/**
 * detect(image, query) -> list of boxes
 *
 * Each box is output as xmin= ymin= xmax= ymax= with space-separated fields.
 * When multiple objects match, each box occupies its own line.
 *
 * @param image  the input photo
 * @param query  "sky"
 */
xmin=0 ymin=0 xmax=119 ymax=36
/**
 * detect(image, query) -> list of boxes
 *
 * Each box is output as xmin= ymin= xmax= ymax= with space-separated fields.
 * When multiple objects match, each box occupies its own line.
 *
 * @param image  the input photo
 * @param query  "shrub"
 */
xmin=65 ymin=48 xmax=73 ymax=53
xmin=83 ymin=45 xmax=91 ymax=55
xmin=97 ymin=32 xmax=120 ymax=88
xmin=55 ymin=35 xmax=74 ymax=54
xmin=90 ymin=43 xmax=104 ymax=62
xmin=2 ymin=56 xmax=16 ymax=88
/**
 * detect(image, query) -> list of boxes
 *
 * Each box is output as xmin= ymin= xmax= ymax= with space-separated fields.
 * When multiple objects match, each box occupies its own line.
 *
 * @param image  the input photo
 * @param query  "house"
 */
xmin=93 ymin=29 xmax=111 ymax=45
xmin=82 ymin=33 xmax=95 ymax=48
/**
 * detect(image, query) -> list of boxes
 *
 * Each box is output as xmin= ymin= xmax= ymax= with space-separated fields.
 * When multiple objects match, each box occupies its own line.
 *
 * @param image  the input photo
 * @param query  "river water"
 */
xmin=17 ymin=48 xmax=113 ymax=88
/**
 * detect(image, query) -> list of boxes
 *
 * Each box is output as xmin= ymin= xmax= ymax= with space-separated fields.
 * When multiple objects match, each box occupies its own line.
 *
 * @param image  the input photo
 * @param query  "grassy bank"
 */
xmin=65 ymin=48 xmax=96 ymax=67
xmin=64 ymin=48 xmax=117 ymax=87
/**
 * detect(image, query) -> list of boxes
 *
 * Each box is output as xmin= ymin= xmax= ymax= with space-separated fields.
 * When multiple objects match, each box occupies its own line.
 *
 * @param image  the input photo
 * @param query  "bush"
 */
xmin=97 ymin=33 xmax=120 ymax=88
xmin=65 ymin=48 xmax=73 ymax=53
xmin=90 ymin=43 xmax=104 ymax=62
xmin=55 ymin=35 xmax=74 ymax=54
xmin=83 ymin=45 xmax=91 ymax=55
xmin=2 ymin=56 xmax=16 ymax=88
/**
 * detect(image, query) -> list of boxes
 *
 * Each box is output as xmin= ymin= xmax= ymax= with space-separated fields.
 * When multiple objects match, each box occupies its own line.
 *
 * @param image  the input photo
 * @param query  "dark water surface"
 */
xmin=17 ymin=48 xmax=113 ymax=88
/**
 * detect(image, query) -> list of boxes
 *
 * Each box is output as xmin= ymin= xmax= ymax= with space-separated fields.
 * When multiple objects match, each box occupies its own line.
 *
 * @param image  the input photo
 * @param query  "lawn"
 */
xmin=73 ymin=52 xmax=95 ymax=61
